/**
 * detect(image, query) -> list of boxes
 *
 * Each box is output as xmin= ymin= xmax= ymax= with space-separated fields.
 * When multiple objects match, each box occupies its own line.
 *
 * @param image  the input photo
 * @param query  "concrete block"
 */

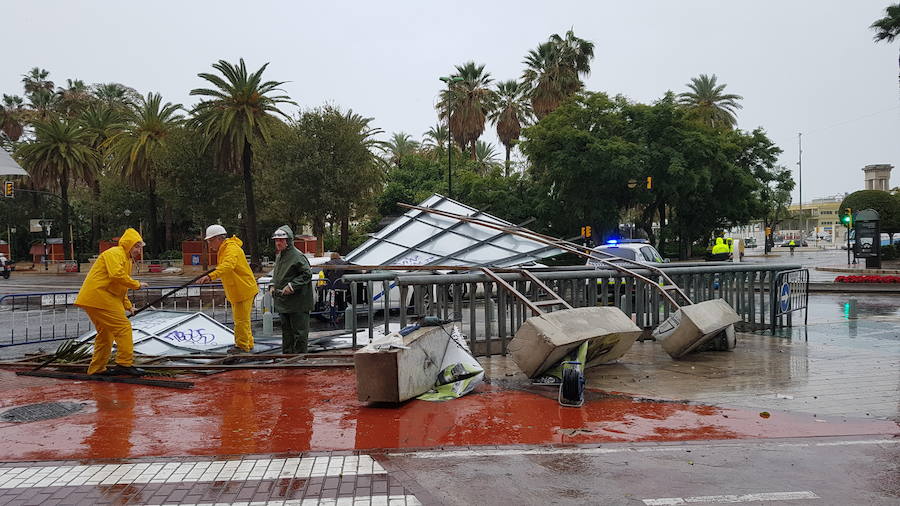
xmin=655 ymin=299 xmax=741 ymax=359
xmin=354 ymin=326 xmax=450 ymax=403
xmin=508 ymin=306 xmax=642 ymax=378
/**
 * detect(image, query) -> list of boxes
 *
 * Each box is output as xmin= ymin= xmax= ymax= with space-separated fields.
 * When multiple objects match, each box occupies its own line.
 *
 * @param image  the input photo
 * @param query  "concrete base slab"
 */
xmin=654 ymin=299 xmax=741 ymax=359
xmin=508 ymin=306 xmax=642 ymax=378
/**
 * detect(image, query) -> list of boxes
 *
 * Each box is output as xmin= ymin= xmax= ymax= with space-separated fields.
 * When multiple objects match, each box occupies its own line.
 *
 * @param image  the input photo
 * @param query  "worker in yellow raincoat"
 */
xmin=197 ymin=225 xmax=257 ymax=353
xmin=75 ymin=228 xmax=149 ymax=376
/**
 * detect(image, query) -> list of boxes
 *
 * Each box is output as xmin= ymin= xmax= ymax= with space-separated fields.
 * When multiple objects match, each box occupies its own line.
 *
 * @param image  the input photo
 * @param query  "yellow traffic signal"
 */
xmin=3 ymin=181 xmax=12 ymax=198
xmin=580 ymin=226 xmax=586 ymax=238
xmin=585 ymin=225 xmax=592 ymax=238
xmin=646 ymin=176 xmax=652 ymax=189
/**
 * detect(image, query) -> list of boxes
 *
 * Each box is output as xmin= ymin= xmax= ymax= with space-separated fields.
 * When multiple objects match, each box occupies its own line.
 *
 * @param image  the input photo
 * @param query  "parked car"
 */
xmin=585 ymin=240 xmax=668 ymax=266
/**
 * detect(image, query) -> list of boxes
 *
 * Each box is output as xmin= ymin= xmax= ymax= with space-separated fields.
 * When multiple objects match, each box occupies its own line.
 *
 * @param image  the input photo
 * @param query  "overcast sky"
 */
xmin=3 ymin=0 xmax=898 ymax=204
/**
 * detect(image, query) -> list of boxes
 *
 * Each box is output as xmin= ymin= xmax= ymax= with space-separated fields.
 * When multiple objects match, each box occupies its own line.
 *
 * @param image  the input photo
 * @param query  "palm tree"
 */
xmin=488 ymin=80 xmax=531 ymax=175
xmin=92 ymin=83 xmax=140 ymax=108
xmin=438 ymin=62 xmax=496 ymax=159
xmin=17 ymin=118 xmax=98 ymax=260
xmin=870 ymin=3 xmax=900 ymax=87
xmin=0 ymin=94 xmax=26 ymax=141
xmin=474 ymin=140 xmax=502 ymax=174
xmin=190 ymin=58 xmax=295 ymax=267
xmin=56 ymin=79 xmax=93 ymax=117
xmin=522 ymin=30 xmax=595 ymax=119
xmin=383 ymin=132 xmax=419 ymax=168
xmin=422 ymin=123 xmax=448 ymax=153
xmin=21 ymin=68 xmax=54 ymax=96
xmin=677 ymin=74 xmax=744 ymax=129
xmin=106 ymin=93 xmax=183 ymax=254
xmin=81 ymin=103 xmax=125 ymax=245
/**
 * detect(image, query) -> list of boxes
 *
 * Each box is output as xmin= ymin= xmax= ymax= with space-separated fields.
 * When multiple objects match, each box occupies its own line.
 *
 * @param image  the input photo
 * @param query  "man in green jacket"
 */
xmin=270 ymin=225 xmax=314 ymax=354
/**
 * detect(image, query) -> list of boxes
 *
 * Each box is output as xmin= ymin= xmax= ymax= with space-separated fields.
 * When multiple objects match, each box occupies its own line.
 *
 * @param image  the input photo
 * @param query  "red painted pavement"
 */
xmin=0 ymin=369 xmax=896 ymax=462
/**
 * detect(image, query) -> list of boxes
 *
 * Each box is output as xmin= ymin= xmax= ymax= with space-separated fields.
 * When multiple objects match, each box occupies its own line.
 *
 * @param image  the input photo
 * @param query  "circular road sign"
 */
xmin=779 ymin=282 xmax=791 ymax=313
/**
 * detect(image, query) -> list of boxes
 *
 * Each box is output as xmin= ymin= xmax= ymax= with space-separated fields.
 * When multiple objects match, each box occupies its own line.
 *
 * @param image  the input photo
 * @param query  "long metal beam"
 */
xmin=397 ymin=203 xmax=692 ymax=307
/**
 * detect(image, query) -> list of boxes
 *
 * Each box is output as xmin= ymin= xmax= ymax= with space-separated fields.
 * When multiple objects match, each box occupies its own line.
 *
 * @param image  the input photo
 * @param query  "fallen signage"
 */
xmin=653 ymin=299 xmax=741 ymax=359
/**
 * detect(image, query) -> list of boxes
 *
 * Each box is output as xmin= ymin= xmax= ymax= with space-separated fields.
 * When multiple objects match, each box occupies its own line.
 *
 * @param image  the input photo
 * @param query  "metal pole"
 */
xmin=447 ymin=80 xmax=452 ymax=198
xmin=798 ymin=132 xmax=803 ymax=242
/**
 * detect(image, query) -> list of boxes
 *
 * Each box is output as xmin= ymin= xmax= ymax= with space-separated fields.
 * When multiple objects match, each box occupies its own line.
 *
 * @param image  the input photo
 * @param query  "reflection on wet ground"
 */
xmin=0 ymin=365 xmax=895 ymax=462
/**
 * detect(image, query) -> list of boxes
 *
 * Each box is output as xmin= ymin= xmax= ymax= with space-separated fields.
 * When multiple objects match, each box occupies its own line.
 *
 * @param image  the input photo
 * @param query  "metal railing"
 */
xmin=344 ymin=263 xmax=804 ymax=356
xmin=0 ymin=277 xmax=339 ymax=347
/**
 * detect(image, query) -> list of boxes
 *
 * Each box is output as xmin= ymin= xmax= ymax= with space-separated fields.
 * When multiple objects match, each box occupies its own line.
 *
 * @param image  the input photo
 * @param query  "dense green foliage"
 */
xmin=2 ymin=30 xmax=799 ymax=264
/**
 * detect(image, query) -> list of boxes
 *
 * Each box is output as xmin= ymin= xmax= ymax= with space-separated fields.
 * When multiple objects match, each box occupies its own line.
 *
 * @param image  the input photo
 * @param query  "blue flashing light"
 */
xmin=606 ymin=239 xmax=619 ymax=245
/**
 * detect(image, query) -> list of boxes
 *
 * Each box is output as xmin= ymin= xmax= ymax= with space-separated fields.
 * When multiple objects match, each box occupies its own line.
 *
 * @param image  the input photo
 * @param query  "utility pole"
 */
xmin=798 ymin=132 xmax=803 ymax=244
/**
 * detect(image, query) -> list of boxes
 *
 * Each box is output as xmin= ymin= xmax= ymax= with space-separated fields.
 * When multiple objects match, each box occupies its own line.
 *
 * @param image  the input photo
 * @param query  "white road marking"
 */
xmin=387 ymin=438 xmax=900 ymax=459
xmin=0 ymin=455 xmax=385 ymax=489
xmin=642 ymin=490 xmax=820 ymax=505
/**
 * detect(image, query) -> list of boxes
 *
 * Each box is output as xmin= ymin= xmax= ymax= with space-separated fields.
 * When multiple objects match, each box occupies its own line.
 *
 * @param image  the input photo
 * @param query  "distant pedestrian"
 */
xmin=74 ymin=228 xmax=149 ymax=376
xmin=789 ymin=239 xmax=796 ymax=255
xmin=269 ymin=225 xmax=313 ymax=354
xmin=197 ymin=225 xmax=257 ymax=354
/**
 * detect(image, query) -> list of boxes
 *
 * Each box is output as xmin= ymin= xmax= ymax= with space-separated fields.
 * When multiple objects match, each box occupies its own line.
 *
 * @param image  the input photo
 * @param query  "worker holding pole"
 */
xmin=74 ymin=228 xmax=149 ymax=376
xmin=197 ymin=225 xmax=257 ymax=353
xmin=269 ymin=225 xmax=314 ymax=354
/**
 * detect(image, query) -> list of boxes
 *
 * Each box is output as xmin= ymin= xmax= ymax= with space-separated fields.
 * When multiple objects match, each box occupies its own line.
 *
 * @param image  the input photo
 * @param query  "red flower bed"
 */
xmin=834 ymin=275 xmax=900 ymax=283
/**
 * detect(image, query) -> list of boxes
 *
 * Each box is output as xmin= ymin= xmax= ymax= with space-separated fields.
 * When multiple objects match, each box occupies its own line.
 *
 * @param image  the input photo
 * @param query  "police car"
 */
xmin=585 ymin=239 xmax=667 ymax=266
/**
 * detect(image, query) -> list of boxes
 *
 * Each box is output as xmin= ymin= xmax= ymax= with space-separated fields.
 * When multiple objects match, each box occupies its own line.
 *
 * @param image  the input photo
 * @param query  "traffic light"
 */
xmin=3 ymin=181 xmax=12 ymax=198
xmin=646 ymin=176 xmax=652 ymax=189
xmin=580 ymin=226 xmax=592 ymax=238
xmin=841 ymin=208 xmax=853 ymax=227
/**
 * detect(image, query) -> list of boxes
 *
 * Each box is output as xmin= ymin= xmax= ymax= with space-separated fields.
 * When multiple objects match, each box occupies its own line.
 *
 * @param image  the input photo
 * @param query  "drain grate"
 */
xmin=0 ymin=401 xmax=86 ymax=423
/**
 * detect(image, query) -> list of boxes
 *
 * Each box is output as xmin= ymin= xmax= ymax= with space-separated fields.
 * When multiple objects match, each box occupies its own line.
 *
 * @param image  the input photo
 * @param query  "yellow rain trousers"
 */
xmin=84 ymin=307 xmax=135 ymax=375
xmin=75 ymin=228 xmax=144 ymax=375
xmin=209 ymin=236 xmax=257 ymax=352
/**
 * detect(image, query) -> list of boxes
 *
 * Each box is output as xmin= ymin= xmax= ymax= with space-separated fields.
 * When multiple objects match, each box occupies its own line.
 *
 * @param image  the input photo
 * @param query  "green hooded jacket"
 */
xmin=270 ymin=225 xmax=314 ymax=313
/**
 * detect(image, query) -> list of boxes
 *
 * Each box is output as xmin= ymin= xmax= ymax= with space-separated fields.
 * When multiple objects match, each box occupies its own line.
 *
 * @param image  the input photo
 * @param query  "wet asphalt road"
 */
xmin=382 ymin=436 xmax=900 ymax=505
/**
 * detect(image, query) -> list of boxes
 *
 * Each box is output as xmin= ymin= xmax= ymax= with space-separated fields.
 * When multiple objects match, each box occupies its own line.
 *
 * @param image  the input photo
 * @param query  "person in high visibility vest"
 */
xmin=711 ymin=237 xmax=730 ymax=255
xmin=788 ymin=239 xmax=796 ymax=255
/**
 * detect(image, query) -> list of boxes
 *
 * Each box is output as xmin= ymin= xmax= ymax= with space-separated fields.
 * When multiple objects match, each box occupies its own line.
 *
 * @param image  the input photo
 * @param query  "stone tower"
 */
xmin=862 ymin=164 xmax=893 ymax=191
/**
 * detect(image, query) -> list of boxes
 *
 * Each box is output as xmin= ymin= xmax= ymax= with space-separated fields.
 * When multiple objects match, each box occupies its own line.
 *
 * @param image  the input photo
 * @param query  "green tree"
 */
xmin=677 ymin=74 xmax=743 ymax=129
xmin=92 ymin=83 xmax=140 ymax=108
xmin=0 ymin=94 xmax=26 ymax=142
xmin=16 ymin=118 xmax=98 ymax=259
xmin=106 ymin=93 xmax=183 ymax=254
xmin=422 ymin=123 xmax=448 ymax=153
xmin=260 ymin=106 xmax=384 ymax=254
xmin=190 ymin=58 xmax=295 ymax=266
xmin=80 ymin=103 xmax=125 ymax=246
xmin=840 ymin=189 xmax=900 ymax=242
xmin=56 ymin=79 xmax=93 ymax=117
xmin=383 ymin=132 xmax=419 ymax=168
xmin=438 ymin=62 xmax=496 ymax=159
xmin=489 ymin=80 xmax=530 ymax=175
xmin=521 ymin=29 xmax=595 ymax=119
xmin=474 ymin=140 xmax=502 ymax=174
xmin=870 ymin=2 xmax=900 ymax=86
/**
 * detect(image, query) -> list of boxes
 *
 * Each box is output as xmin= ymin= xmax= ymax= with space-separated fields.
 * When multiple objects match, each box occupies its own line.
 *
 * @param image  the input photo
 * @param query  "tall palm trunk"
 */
xmin=312 ymin=214 xmax=326 ymax=257
xmin=164 ymin=204 xmax=173 ymax=251
xmin=242 ymin=140 xmax=260 ymax=268
xmin=147 ymin=177 xmax=159 ymax=256
xmin=340 ymin=212 xmax=350 ymax=254
xmin=90 ymin=179 xmax=101 ymax=251
xmin=470 ymin=141 xmax=477 ymax=160
xmin=59 ymin=169 xmax=71 ymax=261
xmin=504 ymin=145 xmax=511 ymax=177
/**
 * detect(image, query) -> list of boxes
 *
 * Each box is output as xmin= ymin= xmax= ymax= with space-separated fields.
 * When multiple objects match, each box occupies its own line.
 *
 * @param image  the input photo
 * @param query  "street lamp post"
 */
xmin=439 ymin=76 xmax=464 ymax=198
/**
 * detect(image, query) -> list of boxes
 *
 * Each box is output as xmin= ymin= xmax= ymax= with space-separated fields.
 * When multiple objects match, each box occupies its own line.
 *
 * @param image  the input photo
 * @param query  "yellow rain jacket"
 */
xmin=209 ymin=236 xmax=257 ymax=303
xmin=75 ymin=228 xmax=143 ymax=311
xmin=711 ymin=238 xmax=730 ymax=255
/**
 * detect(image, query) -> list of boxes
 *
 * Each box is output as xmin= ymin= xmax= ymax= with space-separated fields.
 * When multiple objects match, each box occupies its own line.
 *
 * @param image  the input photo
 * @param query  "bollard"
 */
xmin=262 ymin=292 xmax=274 ymax=337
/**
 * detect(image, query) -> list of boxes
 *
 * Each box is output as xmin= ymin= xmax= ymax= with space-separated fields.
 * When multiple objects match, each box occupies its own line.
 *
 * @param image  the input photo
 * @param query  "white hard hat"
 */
xmin=272 ymin=228 xmax=289 ymax=239
xmin=204 ymin=224 xmax=227 ymax=240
